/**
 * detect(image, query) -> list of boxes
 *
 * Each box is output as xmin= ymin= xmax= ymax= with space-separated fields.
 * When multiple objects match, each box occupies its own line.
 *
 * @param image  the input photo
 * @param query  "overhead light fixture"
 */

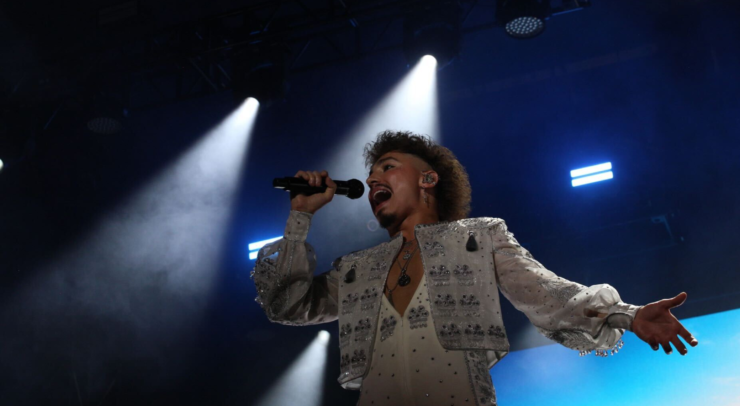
xmin=496 ymin=0 xmax=551 ymax=39
xmin=402 ymin=2 xmax=462 ymax=69
xmin=86 ymin=93 xmax=130 ymax=135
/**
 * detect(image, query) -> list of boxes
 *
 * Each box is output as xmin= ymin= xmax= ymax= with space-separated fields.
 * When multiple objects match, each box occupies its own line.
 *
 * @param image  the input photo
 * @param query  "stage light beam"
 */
xmin=6 ymin=97 xmax=261 ymax=372
xmin=321 ymin=55 xmax=440 ymax=244
xmin=254 ymin=331 xmax=330 ymax=406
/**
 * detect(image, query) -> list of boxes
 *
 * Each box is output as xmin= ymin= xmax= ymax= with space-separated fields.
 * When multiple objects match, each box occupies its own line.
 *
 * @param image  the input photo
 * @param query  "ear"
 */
xmin=419 ymin=171 xmax=439 ymax=188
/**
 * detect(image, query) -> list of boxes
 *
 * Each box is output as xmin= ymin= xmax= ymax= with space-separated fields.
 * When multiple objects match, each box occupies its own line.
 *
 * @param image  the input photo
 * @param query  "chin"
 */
xmin=376 ymin=209 xmax=397 ymax=229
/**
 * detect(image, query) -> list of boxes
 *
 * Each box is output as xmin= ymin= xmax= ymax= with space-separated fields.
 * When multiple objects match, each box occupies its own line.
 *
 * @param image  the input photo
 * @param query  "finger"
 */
xmin=648 ymin=338 xmax=660 ymax=352
xmin=296 ymin=170 xmax=311 ymax=182
xmin=309 ymin=171 xmax=319 ymax=186
xmin=665 ymin=292 xmax=687 ymax=309
xmin=671 ymin=336 xmax=687 ymax=355
xmin=314 ymin=171 xmax=323 ymax=187
xmin=325 ymin=174 xmax=337 ymax=191
xmin=660 ymin=341 xmax=672 ymax=355
xmin=677 ymin=324 xmax=698 ymax=347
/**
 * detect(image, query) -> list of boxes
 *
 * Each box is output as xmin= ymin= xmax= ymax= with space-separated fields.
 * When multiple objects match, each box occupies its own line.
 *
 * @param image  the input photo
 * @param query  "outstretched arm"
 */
xmin=632 ymin=292 xmax=698 ymax=355
xmin=492 ymin=220 xmax=640 ymax=354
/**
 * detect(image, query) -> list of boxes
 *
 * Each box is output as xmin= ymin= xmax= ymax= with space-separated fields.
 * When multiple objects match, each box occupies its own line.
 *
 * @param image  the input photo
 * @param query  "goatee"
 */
xmin=377 ymin=211 xmax=397 ymax=229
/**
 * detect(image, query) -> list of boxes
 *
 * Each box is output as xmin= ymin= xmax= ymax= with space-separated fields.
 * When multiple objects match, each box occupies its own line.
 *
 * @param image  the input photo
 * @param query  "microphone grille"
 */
xmin=346 ymin=179 xmax=365 ymax=199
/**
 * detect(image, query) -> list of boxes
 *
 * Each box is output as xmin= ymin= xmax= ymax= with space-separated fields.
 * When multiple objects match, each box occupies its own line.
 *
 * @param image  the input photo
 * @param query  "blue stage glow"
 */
xmin=248 ymin=251 xmax=258 ymax=260
xmin=571 ymin=171 xmax=614 ymax=187
xmin=490 ymin=308 xmax=740 ymax=406
xmin=248 ymin=236 xmax=283 ymax=252
xmin=570 ymin=162 xmax=612 ymax=178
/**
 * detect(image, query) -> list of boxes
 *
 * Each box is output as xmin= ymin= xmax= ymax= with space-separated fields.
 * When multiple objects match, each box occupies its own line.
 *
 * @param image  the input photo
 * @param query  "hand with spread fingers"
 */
xmin=632 ymin=292 xmax=698 ymax=355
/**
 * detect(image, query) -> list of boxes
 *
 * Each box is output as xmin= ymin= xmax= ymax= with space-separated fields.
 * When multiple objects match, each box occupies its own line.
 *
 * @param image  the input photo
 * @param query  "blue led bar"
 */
xmin=248 ymin=251 xmax=259 ymax=260
xmin=571 ymin=171 xmax=614 ymax=187
xmin=570 ymin=162 xmax=612 ymax=178
xmin=248 ymin=236 xmax=283 ymax=252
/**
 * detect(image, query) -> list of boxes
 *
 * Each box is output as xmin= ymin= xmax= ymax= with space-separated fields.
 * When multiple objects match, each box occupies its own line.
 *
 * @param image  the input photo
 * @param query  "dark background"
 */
xmin=1 ymin=0 xmax=739 ymax=405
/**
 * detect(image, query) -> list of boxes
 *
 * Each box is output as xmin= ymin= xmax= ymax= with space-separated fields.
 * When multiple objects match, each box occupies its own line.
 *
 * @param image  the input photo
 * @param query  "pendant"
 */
xmin=466 ymin=233 xmax=478 ymax=252
xmin=398 ymin=273 xmax=411 ymax=287
xmin=343 ymin=267 xmax=356 ymax=283
xmin=403 ymin=251 xmax=412 ymax=260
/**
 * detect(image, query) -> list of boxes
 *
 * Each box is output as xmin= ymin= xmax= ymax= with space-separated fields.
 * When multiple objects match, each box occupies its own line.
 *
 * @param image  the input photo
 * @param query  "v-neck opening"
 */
xmin=383 ymin=272 xmax=426 ymax=318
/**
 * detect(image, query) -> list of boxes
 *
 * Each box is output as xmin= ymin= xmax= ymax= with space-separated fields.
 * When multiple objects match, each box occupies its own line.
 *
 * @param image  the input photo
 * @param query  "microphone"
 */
xmin=273 ymin=177 xmax=365 ymax=200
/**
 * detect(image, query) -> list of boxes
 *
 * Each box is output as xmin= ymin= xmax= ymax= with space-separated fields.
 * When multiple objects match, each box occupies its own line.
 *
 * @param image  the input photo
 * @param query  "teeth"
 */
xmin=372 ymin=188 xmax=391 ymax=203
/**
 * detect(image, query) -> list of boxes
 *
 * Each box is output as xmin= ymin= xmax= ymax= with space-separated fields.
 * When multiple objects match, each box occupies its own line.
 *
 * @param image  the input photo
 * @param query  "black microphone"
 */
xmin=273 ymin=177 xmax=365 ymax=199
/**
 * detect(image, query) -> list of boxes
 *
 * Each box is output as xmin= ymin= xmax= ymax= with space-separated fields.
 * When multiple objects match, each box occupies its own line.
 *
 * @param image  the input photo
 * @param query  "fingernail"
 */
xmin=667 ymin=351 xmax=672 ymax=355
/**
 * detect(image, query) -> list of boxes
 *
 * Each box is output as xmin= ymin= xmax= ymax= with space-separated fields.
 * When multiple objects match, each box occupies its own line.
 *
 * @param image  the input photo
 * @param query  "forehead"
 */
xmin=369 ymin=151 xmax=428 ymax=173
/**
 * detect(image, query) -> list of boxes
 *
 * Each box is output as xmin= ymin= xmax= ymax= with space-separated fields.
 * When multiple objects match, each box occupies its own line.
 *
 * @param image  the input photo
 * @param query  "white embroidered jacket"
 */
xmin=251 ymin=211 xmax=640 ymax=391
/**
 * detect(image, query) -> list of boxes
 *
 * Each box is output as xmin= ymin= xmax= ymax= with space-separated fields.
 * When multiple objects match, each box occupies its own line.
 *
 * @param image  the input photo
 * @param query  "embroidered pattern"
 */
xmin=464 ymin=323 xmax=486 ymax=341
xmin=339 ymin=323 xmax=352 ymax=348
xmin=341 ymin=293 xmax=359 ymax=315
xmin=465 ymin=351 xmax=498 ymax=405
xmin=487 ymin=325 xmax=506 ymax=339
xmin=360 ymin=288 xmax=379 ymax=311
xmin=379 ymin=316 xmax=397 ymax=341
xmin=453 ymin=264 xmax=476 ymax=286
xmin=367 ymin=261 xmax=387 ymax=281
xmin=429 ymin=265 xmax=451 ymax=286
xmin=407 ymin=305 xmax=429 ymax=329
xmin=353 ymin=318 xmax=373 ymax=342
xmin=538 ymin=277 xmax=583 ymax=305
xmin=438 ymin=322 xmax=462 ymax=346
xmin=423 ymin=241 xmax=446 ymax=257
xmin=460 ymin=294 xmax=481 ymax=317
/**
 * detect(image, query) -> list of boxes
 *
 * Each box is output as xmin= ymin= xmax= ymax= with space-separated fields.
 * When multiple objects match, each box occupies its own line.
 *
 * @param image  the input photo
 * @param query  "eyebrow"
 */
xmin=369 ymin=157 xmax=399 ymax=176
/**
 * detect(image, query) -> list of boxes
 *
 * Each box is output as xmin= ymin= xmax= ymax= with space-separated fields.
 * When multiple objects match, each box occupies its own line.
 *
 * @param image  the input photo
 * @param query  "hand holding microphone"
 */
xmin=273 ymin=170 xmax=358 ymax=214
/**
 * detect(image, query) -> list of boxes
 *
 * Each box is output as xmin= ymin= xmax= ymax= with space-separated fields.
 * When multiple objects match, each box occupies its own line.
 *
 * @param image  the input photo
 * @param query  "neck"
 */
xmin=388 ymin=210 xmax=440 ymax=241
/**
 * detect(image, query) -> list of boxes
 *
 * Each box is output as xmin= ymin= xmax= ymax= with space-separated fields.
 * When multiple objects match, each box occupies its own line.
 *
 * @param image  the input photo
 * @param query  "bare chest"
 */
xmin=383 ymin=252 xmax=424 ymax=318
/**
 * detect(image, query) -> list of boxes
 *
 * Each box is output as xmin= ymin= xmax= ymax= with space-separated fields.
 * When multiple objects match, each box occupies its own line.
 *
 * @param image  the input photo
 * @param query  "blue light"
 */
xmin=491 ymin=308 xmax=740 ymax=406
xmin=248 ymin=236 xmax=283 ymax=252
xmin=249 ymin=251 xmax=259 ymax=260
xmin=571 ymin=171 xmax=614 ymax=187
xmin=570 ymin=162 xmax=612 ymax=178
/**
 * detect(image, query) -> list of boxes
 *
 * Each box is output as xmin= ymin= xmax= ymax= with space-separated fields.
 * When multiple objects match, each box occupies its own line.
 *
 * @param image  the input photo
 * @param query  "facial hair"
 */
xmin=377 ymin=210 xmax=397 ymax=230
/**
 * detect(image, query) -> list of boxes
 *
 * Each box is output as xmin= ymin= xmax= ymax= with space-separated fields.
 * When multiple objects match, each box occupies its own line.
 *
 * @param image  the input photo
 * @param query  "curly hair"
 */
xmin=363 ymin=130 xmax=471 ymax=221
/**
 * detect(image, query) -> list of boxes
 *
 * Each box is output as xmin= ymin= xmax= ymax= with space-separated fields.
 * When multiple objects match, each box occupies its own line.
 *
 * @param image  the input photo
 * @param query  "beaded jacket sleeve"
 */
xmin=250 ymin=210 xmax=340 ymax=326
xmin=491 ymin=221 xmax=641 ymax=353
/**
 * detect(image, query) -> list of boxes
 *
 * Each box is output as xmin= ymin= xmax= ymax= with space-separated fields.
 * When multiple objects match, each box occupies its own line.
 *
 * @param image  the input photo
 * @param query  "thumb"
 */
xmin=325 ymin=175 xmax=337 ymax=192
xmin=665 ymin=292 xmax=687 ymax=309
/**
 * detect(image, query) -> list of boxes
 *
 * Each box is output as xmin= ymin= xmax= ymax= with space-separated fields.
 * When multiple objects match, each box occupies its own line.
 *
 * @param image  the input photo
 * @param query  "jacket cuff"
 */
xmin=606 ymin=302 xmax=642 ymax=332
xmin=284 ymin=210 xmax=313 ymax=242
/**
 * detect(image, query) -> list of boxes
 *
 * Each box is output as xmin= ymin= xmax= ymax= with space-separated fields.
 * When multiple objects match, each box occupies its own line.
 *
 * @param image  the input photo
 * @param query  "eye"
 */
xmin=383 ymin=164 xmax=394 ymax=171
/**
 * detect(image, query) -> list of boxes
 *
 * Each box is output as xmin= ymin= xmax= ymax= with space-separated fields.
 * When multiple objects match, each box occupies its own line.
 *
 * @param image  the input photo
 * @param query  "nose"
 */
xmin=366 ymin=173 xmax=378 ymax=188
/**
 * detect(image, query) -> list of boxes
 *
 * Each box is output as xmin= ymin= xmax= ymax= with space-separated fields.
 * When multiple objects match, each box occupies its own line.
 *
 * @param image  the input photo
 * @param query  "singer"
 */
xmin=251 ymin=130 xmax=698 ymax=405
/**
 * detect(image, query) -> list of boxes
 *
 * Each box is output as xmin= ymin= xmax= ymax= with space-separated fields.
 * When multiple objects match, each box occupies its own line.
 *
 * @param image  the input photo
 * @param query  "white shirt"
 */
xmin=358 ymin=273 xmax=492 ymax=406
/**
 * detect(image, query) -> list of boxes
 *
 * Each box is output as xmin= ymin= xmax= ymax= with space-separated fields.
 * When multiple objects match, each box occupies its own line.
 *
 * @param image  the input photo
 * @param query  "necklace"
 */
xmin=385 ymin=241 xmax=418 ymax=307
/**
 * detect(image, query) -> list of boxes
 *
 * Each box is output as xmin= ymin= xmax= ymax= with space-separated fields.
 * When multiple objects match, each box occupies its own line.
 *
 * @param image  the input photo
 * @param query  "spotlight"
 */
xmin=232 ymin=44 xmax=290 ymax=106
xmin=496 ymin=0 xmax=551 ymax=39
xmin=0 ymin=158 xmax=4 ymax=172
xmin=86 ymin=94 xmax=130 ymax=135
xmin=403 ymin=2 xmax=462 ymax=69
xmin=318 ymin=330 xmax=330 ymax=345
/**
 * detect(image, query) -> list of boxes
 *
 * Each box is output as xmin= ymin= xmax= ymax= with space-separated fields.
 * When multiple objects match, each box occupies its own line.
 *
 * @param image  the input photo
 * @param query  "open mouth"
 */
xmin=371 ymin=187 xmax=392 ymax=213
